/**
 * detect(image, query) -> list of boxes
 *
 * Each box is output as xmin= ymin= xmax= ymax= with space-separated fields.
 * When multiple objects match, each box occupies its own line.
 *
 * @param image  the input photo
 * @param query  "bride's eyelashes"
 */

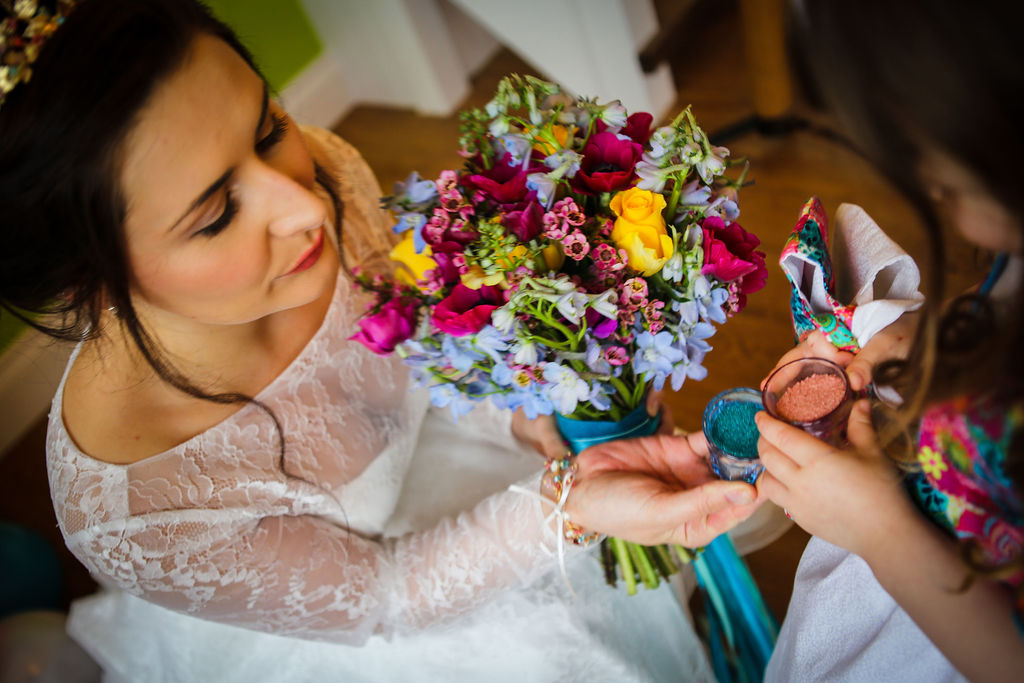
xmin=193 ymin=113 xmax=290 ymax=239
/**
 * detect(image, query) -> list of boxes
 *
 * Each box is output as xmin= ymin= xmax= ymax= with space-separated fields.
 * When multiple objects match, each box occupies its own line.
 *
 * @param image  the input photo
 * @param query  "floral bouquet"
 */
xmin=351 ymin=75 xmax=767 ymax=594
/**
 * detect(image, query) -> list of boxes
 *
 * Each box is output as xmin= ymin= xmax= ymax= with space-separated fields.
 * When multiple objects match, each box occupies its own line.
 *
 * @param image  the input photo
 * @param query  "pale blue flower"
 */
xmin=692 ymin=275 xmax=729 ymax=324
xmin=633 ymin=331 xmax=685 ymax=391
xmin=669 ymin=343 xmax=709 ymax=391
xmin=491 ymin=363 xmax=515 ymax=386
xmin=585 ymin=338 xmax=611 ymax=375
xmin=473 ymin=325 xmax=510 ymax=363
xmin=679 ymin=179 xmax=711 ymax=207
xmin=489 ymin=115 xmax=511 ymax=137
xmin=648 ymin=126 xmax=677 ymax=159
xmin=544 ymin=150 xmax=582 ymax=178
xmin=526 ymin=172 xmax=556 ymax=205
xmin=442 ymin=336 xmax=484 ymax=373
xmin=429 ymin=383 xmax=477 ymax=418
xmin=661 ymin=252 xmax=685 ymax=283
xmin=635 ymin=156 xmax=670 ymax=193
xmin=499 ymin=134 xmax=532 ymax=166
xmin=587 ymin=382 xmax=614 ymax=412
xmin=542 ymin=363 xmax=591 ymax=415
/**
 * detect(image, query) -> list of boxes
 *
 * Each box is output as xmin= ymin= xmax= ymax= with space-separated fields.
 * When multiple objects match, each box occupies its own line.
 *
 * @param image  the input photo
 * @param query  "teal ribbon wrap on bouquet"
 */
xmin=555 ymin=404 xmax=778 ymax=683
xmin=554 ymin=402 xmax=660 ymax=453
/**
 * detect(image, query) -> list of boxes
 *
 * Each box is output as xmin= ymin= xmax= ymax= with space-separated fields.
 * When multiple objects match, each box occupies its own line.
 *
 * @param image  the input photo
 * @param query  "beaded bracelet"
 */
xmin=544 ymin=453 xmax=601 ymax=548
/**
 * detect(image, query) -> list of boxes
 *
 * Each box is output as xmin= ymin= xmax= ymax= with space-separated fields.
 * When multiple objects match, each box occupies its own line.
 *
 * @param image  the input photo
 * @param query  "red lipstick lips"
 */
xmin=284 ymin=227 xmax=325 ymax=277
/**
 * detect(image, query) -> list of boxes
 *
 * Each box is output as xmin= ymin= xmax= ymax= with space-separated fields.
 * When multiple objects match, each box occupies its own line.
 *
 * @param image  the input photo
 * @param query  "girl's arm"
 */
xmin=756 ymin=405 xmax=1024 ymax=682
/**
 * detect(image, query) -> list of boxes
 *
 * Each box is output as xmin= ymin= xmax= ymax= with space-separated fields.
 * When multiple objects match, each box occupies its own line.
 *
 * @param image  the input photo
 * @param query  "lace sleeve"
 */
xmin=69 ymin=472 xmax=574 ymax=644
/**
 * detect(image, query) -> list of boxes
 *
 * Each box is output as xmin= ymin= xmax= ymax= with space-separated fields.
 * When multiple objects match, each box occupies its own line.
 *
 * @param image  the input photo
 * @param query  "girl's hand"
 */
xmin=763 ymin=315 xmax=919 ymax=394
xmin=568 ymin=431 xmax=763 ymax=547
xmin=755 ymin=399 xmax=915 ymax=557
xmin=760 ymin=330 xmax=855 ymax=389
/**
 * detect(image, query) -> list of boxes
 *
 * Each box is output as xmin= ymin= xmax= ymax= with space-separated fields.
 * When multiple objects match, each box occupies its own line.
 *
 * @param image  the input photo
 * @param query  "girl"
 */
xmin=0 ymin=1 xmax=760 ymax=680
xmin=756 ymin=1 xmax=1024 ymax=681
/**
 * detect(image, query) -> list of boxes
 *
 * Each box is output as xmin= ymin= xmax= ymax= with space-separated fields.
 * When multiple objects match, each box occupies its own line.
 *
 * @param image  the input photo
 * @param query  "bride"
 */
xmin=1 ymin=1 xmax=761 ymax=680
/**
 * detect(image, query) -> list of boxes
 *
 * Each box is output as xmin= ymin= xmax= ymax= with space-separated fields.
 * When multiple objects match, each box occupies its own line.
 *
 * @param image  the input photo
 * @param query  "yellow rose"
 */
xmin=390 ymin=233 xmax=437 ymax=290
xmin=609 ymin=187 xmax=673 ymax=276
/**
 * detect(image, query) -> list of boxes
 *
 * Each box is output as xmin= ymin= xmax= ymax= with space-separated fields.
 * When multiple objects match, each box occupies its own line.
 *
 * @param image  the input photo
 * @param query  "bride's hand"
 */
xmin=565 ymin=431 xmax=762 ymax=547
xmin=510 ymin=411 xmax=565 ymax=460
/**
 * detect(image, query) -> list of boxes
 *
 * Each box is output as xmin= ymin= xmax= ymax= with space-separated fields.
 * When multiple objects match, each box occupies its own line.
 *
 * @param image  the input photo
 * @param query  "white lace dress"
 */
xmin=46 ymin=129 xmax=713 ymax=683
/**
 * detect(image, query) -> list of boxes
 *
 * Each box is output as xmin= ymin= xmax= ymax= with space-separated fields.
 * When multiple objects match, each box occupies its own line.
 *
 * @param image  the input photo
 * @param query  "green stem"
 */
xmin=608 ymin=376 xmax=634 ymax=407
xmin=654 ymin=544 xmax=680 ymax=577
xmin=627 ymin=542 xmax=660 ymax=590
xmin=666 ymin=172 xmax=684 ymax=221
xmin=610 ymin=537 xmax=637 ymax=596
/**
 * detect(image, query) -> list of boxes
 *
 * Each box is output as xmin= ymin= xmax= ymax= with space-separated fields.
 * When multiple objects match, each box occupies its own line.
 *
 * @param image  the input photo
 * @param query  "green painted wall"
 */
xmin=0 ymin=314 xmax=28 ymax=354
xmin=204 ymin=0 xmax=322 ymax=92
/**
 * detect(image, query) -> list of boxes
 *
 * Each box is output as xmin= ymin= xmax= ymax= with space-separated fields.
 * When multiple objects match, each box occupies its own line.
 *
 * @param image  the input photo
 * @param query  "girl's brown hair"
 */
xmin=792 ymin=0 xmax=1024 ymax=582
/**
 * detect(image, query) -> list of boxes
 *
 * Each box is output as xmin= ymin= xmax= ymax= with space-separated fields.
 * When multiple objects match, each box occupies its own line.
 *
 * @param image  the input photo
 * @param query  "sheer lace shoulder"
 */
xmin=46 ymin=129 xmax=568 ymax=644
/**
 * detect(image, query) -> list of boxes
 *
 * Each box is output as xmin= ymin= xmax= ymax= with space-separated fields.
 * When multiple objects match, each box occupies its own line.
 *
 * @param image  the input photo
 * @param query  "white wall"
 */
xmin=290 ymin=0 xmax=674 ymax=128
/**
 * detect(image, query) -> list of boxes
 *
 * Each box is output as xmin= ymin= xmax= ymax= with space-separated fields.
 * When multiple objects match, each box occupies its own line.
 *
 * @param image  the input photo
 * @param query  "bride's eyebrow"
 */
xmin=166 ymin=82 xmax=270 ymax=234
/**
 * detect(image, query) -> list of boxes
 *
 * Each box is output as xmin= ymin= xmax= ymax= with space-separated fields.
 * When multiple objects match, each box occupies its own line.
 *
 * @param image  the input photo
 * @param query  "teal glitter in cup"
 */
xmin=702 ymin=387 xmax=765 ymax=483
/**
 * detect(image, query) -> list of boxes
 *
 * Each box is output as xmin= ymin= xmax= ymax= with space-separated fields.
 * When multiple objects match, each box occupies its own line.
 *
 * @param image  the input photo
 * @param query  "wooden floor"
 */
xmin=0 ymin=0 xmax=989 ymax=637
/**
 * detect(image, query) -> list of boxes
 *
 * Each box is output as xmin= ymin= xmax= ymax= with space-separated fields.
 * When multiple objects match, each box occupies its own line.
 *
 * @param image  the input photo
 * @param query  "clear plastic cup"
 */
xmin=702 ymin=387 xmax=765 ymax=484
xmin=761 ymin=357 xmax=852 ymax=445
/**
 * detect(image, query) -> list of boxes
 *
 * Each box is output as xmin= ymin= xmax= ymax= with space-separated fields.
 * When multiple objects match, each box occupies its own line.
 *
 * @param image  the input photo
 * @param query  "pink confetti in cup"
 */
xmin=761 ymin=357 xmax=852 ymax=445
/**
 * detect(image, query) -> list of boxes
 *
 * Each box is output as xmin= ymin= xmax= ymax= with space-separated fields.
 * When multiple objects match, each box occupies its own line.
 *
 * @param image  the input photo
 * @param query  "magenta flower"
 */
xmin=597 ymin=111 xmax=654 ymax=145
xmin=432 ymin=283 xmax=504 ymax=336
xmin=350 ymin=298 xmax=419 ymax=355
xmin=701 ymin=216 xmax=767 ymax=312
xmin=572 ymin=132 xmax=643 ymax=194
xmin=502 ymin=199 xmax=544 ymax=241
xmin=464 ymin=153 xmax=536 ymax=206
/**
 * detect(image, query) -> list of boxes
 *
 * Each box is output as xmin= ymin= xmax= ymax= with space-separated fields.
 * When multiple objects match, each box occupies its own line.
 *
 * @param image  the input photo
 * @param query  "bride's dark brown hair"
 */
xmin=0 ymin=0 xmax=344 ymax=462
xmin=792 ymin=0 xmax=1024 ymax=581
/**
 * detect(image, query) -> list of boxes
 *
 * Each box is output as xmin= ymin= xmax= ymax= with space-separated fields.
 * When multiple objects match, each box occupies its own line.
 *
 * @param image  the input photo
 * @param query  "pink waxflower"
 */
xmin=621 ymin=277 xmax=649 ymax=307
xmin=644 ymin=300 xmax=665 ymax=332
xmin=553 ymin=198 xmax=585 ymax=226
xmin=562 ymin=231 xmax=591 ymax=261
xmin=605 ymin=346 xmax=630 ymax=366
xmin=543 ymin=213 xmax=569 ymax=240
xmin=432 ymin=284 xmax=504 ymax=336
xmin=350 ymin=298 xmax=420 ymax=355
xmin=701 ymin=216 xmax=768 ymax=312
xmin=436 ymin=169 xmax=459 ymax=194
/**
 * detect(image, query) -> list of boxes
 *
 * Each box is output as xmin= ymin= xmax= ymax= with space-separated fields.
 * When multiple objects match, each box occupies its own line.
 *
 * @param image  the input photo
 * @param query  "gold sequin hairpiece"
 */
xmin=1 ymin=0 xmax=77 ymax=110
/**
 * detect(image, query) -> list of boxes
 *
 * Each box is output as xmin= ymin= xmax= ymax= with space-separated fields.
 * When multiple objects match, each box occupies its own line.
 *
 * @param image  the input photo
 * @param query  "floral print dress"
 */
xmin=908 ymin=393 xmax=1024 ymax=631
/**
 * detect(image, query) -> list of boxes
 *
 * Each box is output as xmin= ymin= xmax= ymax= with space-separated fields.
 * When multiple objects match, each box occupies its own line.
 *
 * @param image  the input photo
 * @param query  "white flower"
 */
xmin=589 ymin=289 xmax=618 ymax=319
xmin=555 ymin=291 xmax=589 ymax=324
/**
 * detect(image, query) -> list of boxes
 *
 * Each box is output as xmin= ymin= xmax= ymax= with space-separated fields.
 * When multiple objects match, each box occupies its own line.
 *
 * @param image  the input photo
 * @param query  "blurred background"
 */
xmin=1 ymin=0 xmax=990 ymax=675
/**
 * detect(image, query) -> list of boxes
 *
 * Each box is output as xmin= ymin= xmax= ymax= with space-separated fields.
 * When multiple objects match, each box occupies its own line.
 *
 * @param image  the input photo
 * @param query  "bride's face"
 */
xmin=118 ymin=34 xmax=337 ymax=327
